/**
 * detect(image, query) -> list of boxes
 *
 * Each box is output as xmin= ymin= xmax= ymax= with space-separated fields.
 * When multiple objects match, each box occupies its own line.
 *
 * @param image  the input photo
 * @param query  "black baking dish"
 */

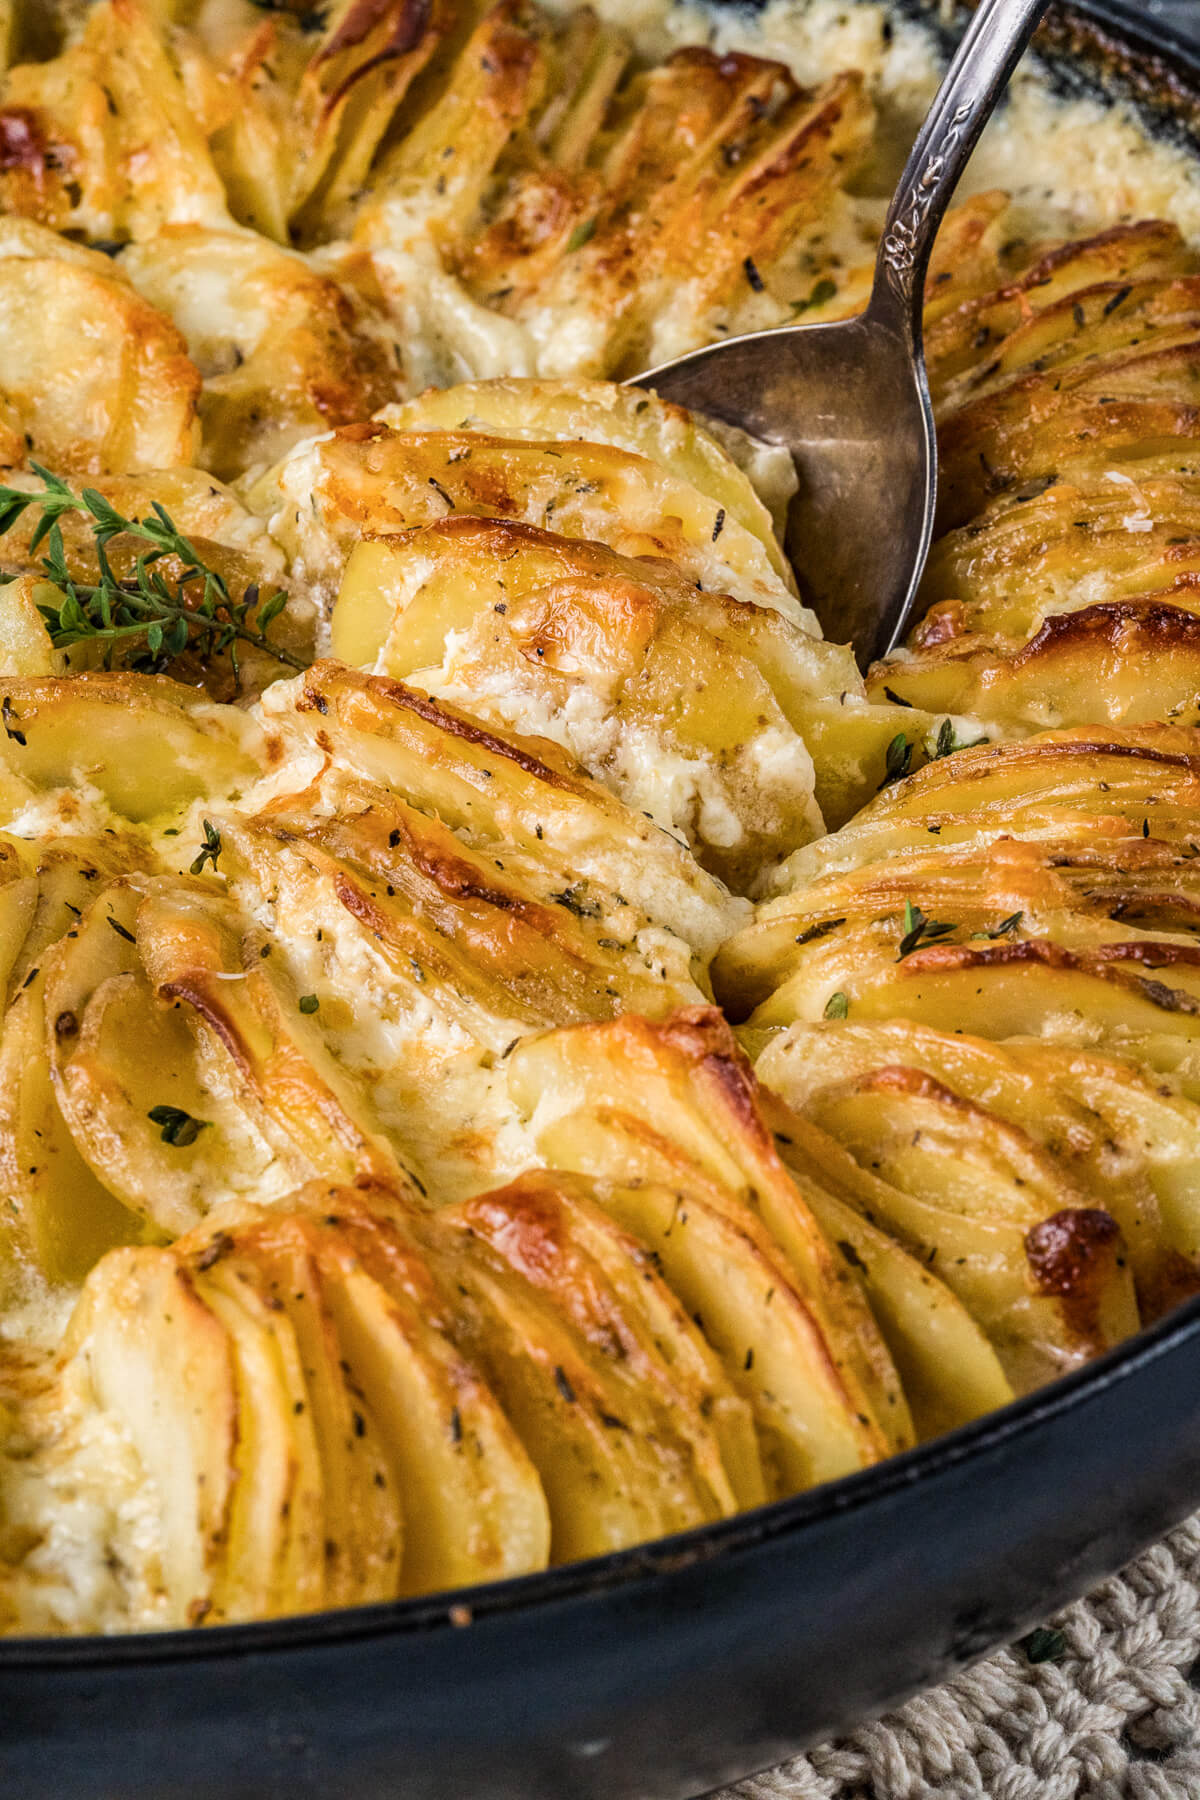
xmin=5 ymin=4 xmax=1200 ymax=1796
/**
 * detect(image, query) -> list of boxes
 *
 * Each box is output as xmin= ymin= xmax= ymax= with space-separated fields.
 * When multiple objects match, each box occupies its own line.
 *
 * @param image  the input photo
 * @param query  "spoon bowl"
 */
xmin=641 ymin=301 xmax=936 ymax=668
xmin=637 ymin=0 xmax=1051 ymax=667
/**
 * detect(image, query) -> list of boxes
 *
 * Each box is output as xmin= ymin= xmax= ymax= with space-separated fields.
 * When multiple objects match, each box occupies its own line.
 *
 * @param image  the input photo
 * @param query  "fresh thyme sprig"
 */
xmin=0 ymin=465 xmax=305 ymax=678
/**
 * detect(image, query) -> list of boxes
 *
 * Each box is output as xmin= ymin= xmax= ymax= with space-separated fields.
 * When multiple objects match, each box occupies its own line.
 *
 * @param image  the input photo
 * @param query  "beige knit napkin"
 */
xmin=714 ymin=1513 xmax=1200 ymax=1800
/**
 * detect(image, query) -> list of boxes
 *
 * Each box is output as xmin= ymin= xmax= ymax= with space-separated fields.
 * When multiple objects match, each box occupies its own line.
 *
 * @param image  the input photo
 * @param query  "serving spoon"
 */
xmin=638 ymin=0 xmax=1052 ymax=668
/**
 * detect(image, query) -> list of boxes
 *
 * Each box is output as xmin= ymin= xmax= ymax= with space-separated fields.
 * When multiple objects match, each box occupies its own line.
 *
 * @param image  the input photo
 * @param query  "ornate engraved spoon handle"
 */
xmin=871 ymin=0 xmax=1052 ymax=334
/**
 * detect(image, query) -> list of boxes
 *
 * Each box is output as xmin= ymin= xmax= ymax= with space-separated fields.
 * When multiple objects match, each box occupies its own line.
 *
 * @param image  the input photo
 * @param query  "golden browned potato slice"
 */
xmin=877 ymin=217 xmax=1200 ymax=742
xmin=287 ymin=0 xmax=459 ymax=238
xmin=763 ymin=1021 xmax=1171 ymax=1288
xmin=43 ymin=876 xmax=222 ymax=1239
xmin=597 ymin=1169 xmax=891 ymax=1491
xmin=438 ymin=1173 xmax=766 ymax=1537
xmin=915 ymin=469 xmax=1200 ymax=647
xmin=0 ymin=254 xmax=199 ymax=475
xmin=963 ymin=1036 xmax=1200 ymax=1309
xmin=267 ymin=662 xmax=745 ymax=964
xmin=768 ymin=1132 xmax=1015 ymax=1440
xmin=65 ymin=1246 xmax=238 ymax=1625
xmin=717 ymin=840 xmax=1200 ymax=1030
xmin=0 ymin=674 xmax=263 ymax=823
xmin=345 ymin=0 xmax=870 ymax=374
xmin=356 ymin=0 xmax=555 ymax=252
xmin=194 ymin=1258 xmax=325 ymax=1622
xmin=0 ymin=577 xmax=62 ymax=678
xmin=455 ymin=50 xmax=870 ymax=378
xmin=0 ymin=840 xmax=36 ymax=1001
xmin=194 ymin=1209 xmax=403 ymax=1609
xmin=0 ymin=0 xmax=230 ymax=240
xmin=758 ymin=1023 xmax=1143 ymax=1387
xmin=226 ymin=781 xmax=694 ymax=1037
xmin=868 ymin=601 xmax=1200 ymax=738
xmin=925 ymin=219 xmax=1198 ymax=401
xmin=7 ymin=829 xmax=150 ymax=996
xmin=374 ymin=380 xmax=794 ymax=581
xmin=181 ymin=0 xmax=453 ymax=242
xmin=122 ymin=227 xmax=397 ymax=480
xmin=290 ymin=1188 xmax=551 ymax=1595
xmin=331 ymin=520 xmax=906 ymax=885
xmin=764 ymin=726 xmax=1200 ymax=895
xmin=0 ymin=874 xmax=149 ymax=1281
xmin=748 ymin=935 xmax=1200 ymax=1046
xmin=63 ymin=1185 xmax=552 ymax=1613
xmin=506 ymin=1007 xmax=911 ymax=1485
xmin=135 ymin=881 xmax=412 ymax=1194
xmin=256 ymin=421 xmax=803 ymax=619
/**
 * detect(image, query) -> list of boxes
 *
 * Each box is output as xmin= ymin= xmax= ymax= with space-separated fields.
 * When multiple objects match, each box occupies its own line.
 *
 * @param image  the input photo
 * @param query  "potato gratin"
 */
xmin=1 ymin=0 xmax=1200 ymax=1633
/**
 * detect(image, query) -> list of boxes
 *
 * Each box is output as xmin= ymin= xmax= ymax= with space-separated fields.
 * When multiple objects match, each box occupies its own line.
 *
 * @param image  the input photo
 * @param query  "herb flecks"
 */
xmin=791 ymin=276 xmax=837 ymax=315
xmin=1 ymin=697 xmax=25 ymax=745
xmin=897 ymin=899 xmax=958 ymax=960
xmin=974 ymin=910 xmax=1024 ymax=941
xmin=879 ymin=732 xmax=913 ymax=789
xmin=824 ymin=990 xmax=849 ymax=1019
xmin=148 ymin=1104 xmax=210 ymax=1147
xmin=298 ymin=993 xmax=320 ymax=1015
xmin=795 ymin=917 xmax=846 ymax=948
xmin=0 ymin=467 xmax=302 ymax=678
xmin=932 ymin=717 xmax=988 ymax=760
xmin=189 ymin=820 xmax=222 ymax=877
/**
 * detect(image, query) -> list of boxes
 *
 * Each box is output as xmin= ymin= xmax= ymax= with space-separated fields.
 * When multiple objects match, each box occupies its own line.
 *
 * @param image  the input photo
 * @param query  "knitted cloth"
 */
xmin=715 ymin=1513 xmax=1200 ymax=1800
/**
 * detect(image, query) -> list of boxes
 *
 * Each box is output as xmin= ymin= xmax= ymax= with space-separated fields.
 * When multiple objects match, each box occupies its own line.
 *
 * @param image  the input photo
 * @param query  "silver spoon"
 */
xmin=638 ymin=0 xmax=1051 ymax=668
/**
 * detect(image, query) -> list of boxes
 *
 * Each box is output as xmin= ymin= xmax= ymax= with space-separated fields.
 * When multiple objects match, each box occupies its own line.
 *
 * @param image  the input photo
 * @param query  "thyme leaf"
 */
xmin=791 ymin=276 xmax=837 ymax=315
xmin=0 ymin=466 xmax=304 ymax=678
xmin=897 ymin=899 xmax=958 ymax=960
xmin=931 ymin=717 xmax=989 ymax=760
xmin=147 ymin=1104 xmax=210 ymax=1147
xmin=879 ymin=732 xmax=913 ymax=789
xmin=189 ymin=820 xmax=222 ymax=877
xmin=973 ymin=910 xmax=1024 ymax=940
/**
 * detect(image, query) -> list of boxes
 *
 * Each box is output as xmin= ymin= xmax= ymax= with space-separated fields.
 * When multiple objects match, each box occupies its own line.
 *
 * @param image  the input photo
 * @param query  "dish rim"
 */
xmin=8 ymin=1281 xmax=1200 ymax=1667
xmin=4 ymin=0 xmax=1200 ymax=1673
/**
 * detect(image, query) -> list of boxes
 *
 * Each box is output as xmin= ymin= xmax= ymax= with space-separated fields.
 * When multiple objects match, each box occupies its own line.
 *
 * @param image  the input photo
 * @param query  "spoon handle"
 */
xmin=870 ymin=0 xmax=1052 ymax=333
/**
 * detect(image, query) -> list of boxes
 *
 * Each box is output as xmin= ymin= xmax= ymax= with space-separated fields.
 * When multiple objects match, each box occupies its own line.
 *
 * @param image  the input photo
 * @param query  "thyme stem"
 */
xmin=0 ymin=465 xmax=306 ymax=677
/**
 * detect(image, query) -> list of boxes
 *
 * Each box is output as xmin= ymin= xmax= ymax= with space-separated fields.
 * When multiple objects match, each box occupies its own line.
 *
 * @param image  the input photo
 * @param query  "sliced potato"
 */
xmin=65 ymin=1247 xmax=237 ymax=1625
xmin=0 ymin=883 xmax=147 ymax=1281
xmin=259 ymin=422 xmax=804 ymax=620
xmin=195 ymin=1261 xmax=324 ymax=1622
xmin=374 ymin=379 xmax=793 ymax=582
xmin=506 ymin=1007 xmax=912 ymax=1478
xmin=317 ymin=1235 xmax=549 ymax=1593
xmin=198 ymin=1210 xmax=402 ymax=1608
xmin=0 ymin=674 xmax=261 ymax=823
xmin=776 ymin=1162 xmax=1014 ymax=1440
xmin=443 ymin=1173 xmax=764 ymax=1525
xmin=136 ymin=881 xmax=409 ymax=1193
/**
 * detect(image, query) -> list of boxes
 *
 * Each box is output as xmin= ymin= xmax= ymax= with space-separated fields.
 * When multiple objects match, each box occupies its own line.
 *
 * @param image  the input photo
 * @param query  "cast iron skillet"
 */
xmin=6 ymin=5 xmax=1200 ymax=1795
